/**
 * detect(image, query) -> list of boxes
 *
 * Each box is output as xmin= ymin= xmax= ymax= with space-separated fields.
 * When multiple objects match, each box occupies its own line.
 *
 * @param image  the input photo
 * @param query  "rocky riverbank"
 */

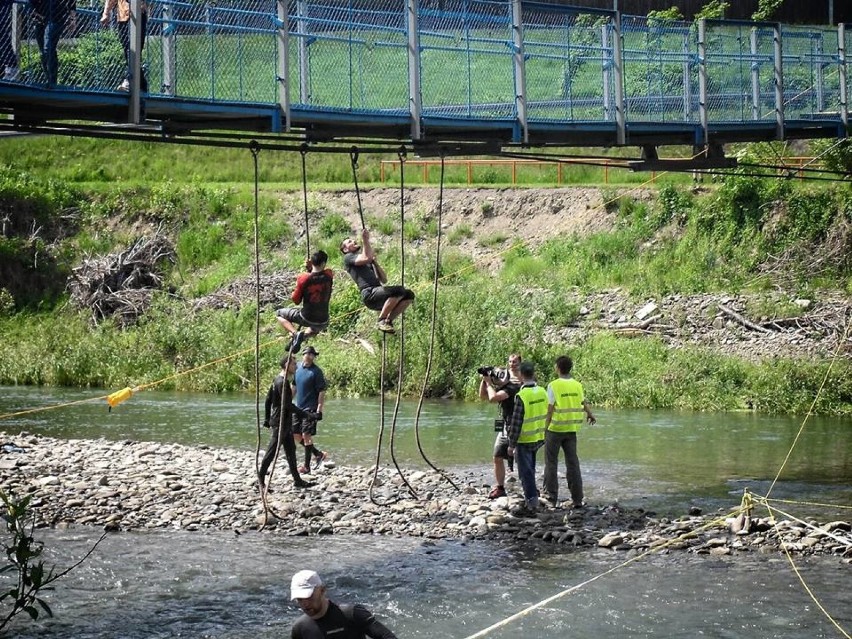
xmin=2 ymin=432 xmax=850 ymax=562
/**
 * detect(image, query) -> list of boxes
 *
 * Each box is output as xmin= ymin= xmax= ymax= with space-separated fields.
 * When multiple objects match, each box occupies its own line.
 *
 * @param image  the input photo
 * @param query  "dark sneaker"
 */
xmin=571 ymin=501 xmax=587 ymax=509
xmin=288 ymin=330 xmax=306 ymax=354
xmin=545 ymin=495 xmax=559 ymax=508
xmin=510 ymin=504 xmax=539 ymax=518
xmin=487 ymin=485 xmax=507 ymax=499
xmin=314 ymin=451 xmax=329 ymax=469
xmin=377 ymin=319 xmax=395 ymax=334
xmin=293 ymin=479 xmax=314 ymax=489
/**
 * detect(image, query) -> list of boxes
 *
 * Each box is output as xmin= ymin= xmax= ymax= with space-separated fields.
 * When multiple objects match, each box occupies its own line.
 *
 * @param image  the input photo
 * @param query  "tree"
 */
xmin=1 ymin=490 xmax=106 ymax=632
xmin=752 ymin=0 xmax=784 ymax=21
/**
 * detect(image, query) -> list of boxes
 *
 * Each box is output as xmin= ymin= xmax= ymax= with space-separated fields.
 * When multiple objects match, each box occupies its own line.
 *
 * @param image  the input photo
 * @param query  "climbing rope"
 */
xmin=369 ymin=147 xmax=417 ymax=504
xmin=412 ymin=153 xmax=459 ymax=491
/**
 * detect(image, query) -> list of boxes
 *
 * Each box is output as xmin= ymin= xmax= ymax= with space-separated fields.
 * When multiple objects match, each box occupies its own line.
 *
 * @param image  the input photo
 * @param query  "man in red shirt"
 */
xmin=277 ymin=250 xmax=333 ymax=353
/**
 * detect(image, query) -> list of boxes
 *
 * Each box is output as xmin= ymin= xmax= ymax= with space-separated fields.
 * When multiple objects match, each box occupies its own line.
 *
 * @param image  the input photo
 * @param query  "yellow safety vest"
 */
xmin=517 ymin=385 xmax=548 ymax=444
xmin=547 ymin=377 xmax=585 ymax=433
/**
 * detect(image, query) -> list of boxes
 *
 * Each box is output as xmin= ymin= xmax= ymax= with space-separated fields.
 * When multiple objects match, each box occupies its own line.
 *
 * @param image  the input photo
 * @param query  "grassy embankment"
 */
xmin=0 ymin=137 xmax=850 ymax=415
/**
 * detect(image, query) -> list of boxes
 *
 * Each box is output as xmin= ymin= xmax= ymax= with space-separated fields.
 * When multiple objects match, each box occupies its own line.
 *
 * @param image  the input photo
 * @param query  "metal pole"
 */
xmin=128 ymin=0 xmax=142 ymax=124
xmin=407 ymin=0 xmax=422 ymax=140
xmin=613 ymin=10 xmax=625 ymax=145
xmin=277 ymin=0 xmax=290 ymax=131
xmin=162 ymin=0 xmax=176 ymax=96
xmin=297 ymin=0 xmax=310 ymax=104
xmin=750 ymin=27 xmax=760 ymax=121
xmin=773 ymin=22 xmax=784 ymax=140
xmin=698 ymin=19 xmax=708 ymax=146
xmin=839 ymin=23 xmax=848 ymax=128
xmin=511 ymin=0 xmax=528 ymax=144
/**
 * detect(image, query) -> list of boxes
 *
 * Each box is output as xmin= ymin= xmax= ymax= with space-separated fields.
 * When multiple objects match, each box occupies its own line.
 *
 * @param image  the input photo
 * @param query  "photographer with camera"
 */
xmin=478 ymin=353 xmax=522 ymax=499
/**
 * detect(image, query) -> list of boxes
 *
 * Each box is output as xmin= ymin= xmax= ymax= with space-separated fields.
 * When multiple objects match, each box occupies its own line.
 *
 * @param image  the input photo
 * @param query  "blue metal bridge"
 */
xmin=0 ymin=0 xmax=849 ymax=154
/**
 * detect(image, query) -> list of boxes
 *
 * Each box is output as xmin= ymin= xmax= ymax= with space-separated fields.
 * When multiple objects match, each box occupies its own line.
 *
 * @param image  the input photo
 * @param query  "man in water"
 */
xmin=276 ymin=250 xmax=333 ymax=354
xmin=340 ymin=228 xmax=414 ymax=334
xmin=290 ymin=569 xmax=398 ymax=639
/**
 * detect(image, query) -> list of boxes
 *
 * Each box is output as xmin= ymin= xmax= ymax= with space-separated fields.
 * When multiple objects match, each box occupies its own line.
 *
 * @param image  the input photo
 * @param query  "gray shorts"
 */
xmin=276 ymin=307 xmax=328 ymax=332
xmin=293 ymin=414 xmax=318 ymax=436
xmin=493 ymin=432 xmax=511 ymax=460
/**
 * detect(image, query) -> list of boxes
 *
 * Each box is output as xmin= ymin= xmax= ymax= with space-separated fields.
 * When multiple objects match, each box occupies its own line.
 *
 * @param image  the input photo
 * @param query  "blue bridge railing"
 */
xmin=0 ymin=0 xmax=848 ymax=145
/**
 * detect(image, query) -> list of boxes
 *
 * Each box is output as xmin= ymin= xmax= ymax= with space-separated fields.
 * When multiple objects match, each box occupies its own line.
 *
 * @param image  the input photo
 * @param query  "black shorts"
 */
xmin=293 ymin=414 xmax=317 ymax=436
xmin=361 ymin=286 xmax=415 ymax=312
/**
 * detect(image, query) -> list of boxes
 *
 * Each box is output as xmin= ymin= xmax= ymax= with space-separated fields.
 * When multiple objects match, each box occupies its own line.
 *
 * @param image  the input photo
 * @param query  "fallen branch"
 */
xmin=718 ymin=304 xmax=773 ymax=334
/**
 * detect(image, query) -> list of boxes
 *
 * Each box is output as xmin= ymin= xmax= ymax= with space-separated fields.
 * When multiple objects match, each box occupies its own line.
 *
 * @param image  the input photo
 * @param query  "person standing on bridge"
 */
xmin=0 ymin=0 xmax=20 ymax=81
xmin=30 ymin=0 xmax=76 ymax=86
xmin=340 ymin=228 xmax=414 ymax=334
xmin=100 ymin=0 xmax=148 ymax=92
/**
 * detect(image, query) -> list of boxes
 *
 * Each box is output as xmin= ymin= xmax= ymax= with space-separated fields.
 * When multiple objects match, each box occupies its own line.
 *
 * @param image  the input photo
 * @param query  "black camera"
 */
xmin=479 ymin=366 xmax=510 ymax=384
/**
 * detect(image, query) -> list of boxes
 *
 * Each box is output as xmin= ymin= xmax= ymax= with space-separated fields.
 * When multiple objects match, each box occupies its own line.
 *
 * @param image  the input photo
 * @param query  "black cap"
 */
xmin=303 ymin=346 xmax=319 ymax=356
xmin=519 ymin=362 xmax=535 ymax=378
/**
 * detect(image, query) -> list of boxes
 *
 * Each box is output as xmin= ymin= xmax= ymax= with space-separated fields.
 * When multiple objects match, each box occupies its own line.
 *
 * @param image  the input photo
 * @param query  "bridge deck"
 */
xmin=0 ymin=1 xmax=848 ymax=151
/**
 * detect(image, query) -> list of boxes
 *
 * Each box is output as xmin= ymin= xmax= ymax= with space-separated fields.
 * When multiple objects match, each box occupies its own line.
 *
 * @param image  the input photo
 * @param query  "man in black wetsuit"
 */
xmin=258 ymin=356 xmax=315 ymax=491
xmin=290 ymin=570 xmax=398 ymax=639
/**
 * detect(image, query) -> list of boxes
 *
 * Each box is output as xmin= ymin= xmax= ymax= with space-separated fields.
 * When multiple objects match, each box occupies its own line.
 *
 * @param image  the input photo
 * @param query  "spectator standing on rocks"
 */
xmin=478 ymin=353 xmax=522 ymax=499
xmin=340 ymin=228 xmax=414 ymax=334
xmin=506 ymin=361 xmax=547 ymax=515
xmin=258 ymin=356 xmax=315 ymax=492
xmin=543 ymin=354 xmax=596 ymax=508
xmin=277 ymin=250 xmax=334 ymax=355
xmin=293 ymin=345 xmax=329 ymax=475
xmin=290 ymin=570 xmax=398 ymax=639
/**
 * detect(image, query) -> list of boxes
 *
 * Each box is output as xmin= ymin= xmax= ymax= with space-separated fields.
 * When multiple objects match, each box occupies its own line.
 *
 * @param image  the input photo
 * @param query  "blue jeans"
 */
xmin=34 ymin=11 xmax=68 ymax=85
xmin=514 ymin=441 xmax=542 ymax=508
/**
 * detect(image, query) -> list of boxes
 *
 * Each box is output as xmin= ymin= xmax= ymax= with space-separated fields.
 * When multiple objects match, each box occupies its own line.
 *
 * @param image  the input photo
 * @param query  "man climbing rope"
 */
xmin=276 ymin=250 xmax=333 ymax=354
xmin=340 ymin=228 xmax=414 ymax=334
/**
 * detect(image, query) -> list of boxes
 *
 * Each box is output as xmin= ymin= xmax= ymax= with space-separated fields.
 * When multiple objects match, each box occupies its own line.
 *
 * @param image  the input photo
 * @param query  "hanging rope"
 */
xmin=300 ymin=143 xmax=311 ymax=258
xmin=369 ymin=147 xmax=417 ymax=504
xmin=350 ymin=147 xmax=367 ymax=230
xmin=248 ymin=141 xmax=274 ymax=527
xmin=412 ymin=153 xmax=459 ymax=491
xmin=387 ymin=147 xmax=417 ymax=499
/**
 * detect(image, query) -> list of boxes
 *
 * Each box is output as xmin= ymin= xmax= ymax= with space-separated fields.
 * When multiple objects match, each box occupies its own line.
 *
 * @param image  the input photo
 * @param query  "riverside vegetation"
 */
xmin=0 ymin=137 xmax=850 ymax=415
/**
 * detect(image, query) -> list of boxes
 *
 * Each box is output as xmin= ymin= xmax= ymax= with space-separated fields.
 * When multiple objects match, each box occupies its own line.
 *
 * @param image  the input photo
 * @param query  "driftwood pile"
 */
xmin=191 ymin=272 xmax=298 ymax=312
xmin=68 ymin=235 xmax=175 ymax=326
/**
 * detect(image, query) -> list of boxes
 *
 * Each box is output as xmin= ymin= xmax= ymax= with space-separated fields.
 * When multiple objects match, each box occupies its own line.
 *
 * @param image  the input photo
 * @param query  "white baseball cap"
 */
xmin=290 ymin=570 xmax=323 ymax=600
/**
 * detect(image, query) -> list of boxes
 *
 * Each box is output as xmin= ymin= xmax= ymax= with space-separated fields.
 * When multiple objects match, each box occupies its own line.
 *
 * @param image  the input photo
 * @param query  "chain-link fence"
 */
xmin=0 ymin=0 xmax=847 ymax=134
xmin=522 ymin=4 xmax=614 ymax=124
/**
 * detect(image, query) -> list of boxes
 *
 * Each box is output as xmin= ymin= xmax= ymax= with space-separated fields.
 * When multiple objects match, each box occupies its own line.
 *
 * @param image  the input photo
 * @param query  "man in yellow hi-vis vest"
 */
xmin=543 ymin=355 xmax=596 ymax=508
xmin=506 ymin=362 xmax=548 ymax=515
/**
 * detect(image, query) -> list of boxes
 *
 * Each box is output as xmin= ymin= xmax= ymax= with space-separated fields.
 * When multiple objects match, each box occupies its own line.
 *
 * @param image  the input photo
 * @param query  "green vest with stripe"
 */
xmin=517 ymin=385 xmax=548 ymax=444
xmin=547 ymin=377 xmax=585 ymax=433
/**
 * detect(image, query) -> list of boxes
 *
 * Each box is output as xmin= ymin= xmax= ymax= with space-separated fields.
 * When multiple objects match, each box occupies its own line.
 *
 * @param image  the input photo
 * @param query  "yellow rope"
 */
xmin=763 ymin=497 xmax=852 ymax=511
xmin=763 ymin=500 xmax=852 ymax=639
xmin=765 ymin=317 xmax=852 ymax=500
xmin=461 ymin=504 xmax=747 ymax=639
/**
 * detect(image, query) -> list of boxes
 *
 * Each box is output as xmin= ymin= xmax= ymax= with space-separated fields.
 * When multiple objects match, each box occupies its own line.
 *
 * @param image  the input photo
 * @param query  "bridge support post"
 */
xmin=128 ymin=0 xmax=143 ymax=124
xmin=682 ymin=28 xmax=691 ymax=122
xmin=162 ymin=1 xmax=176 ymax=96
xmin=840 ymin=23 xmax=848 ymax=129
xmin=277 ymin=0 xmax=290 ymax=131
xmin=297 ymin=0 xmax=310 ymax=104
xmin=511 ymin=0 xmax=527 ymax=144
xmin=697 ymin=19 xmax=708 ymax=147
xmin=750 ymin=28 xmax=760 ymax=121
xmin=773 ymin=23 xmax=784 ymax=140
xmin=407 ymin=0 xmax=422 ymax=140
xmin=613 ymin=10 xmax=625 ymax=145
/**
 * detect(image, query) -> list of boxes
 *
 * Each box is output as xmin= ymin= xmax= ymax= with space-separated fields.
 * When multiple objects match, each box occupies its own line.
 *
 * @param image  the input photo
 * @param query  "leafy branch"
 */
xmin=0 ymin=490 xmax=107 ymax=633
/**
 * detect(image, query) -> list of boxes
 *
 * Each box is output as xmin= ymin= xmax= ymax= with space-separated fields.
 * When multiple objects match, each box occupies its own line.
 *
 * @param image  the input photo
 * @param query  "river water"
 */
xmin=1 ymin=385 xmax=850 ymax=638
